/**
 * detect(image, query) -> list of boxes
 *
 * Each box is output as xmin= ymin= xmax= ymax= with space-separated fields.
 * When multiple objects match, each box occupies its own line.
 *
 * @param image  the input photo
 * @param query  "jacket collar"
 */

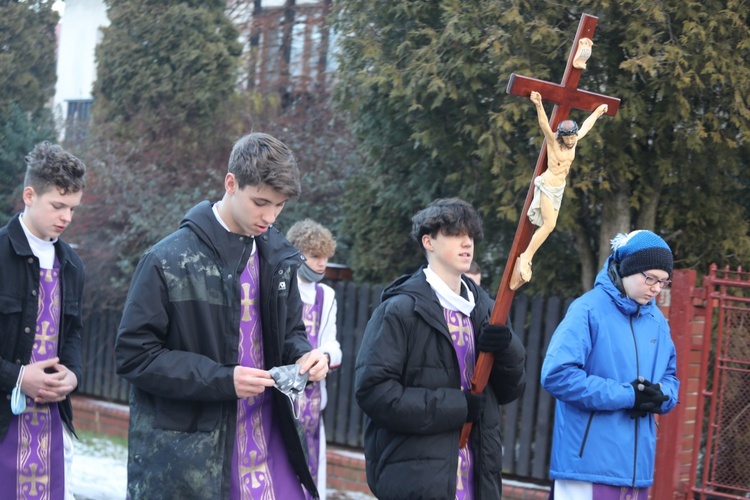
xmin=595 ymin=255 xmax=654 ymax=316
xmin=7 ymin=213 xmax=34 ymax=257
xmin=6 ymin=213 xmax=77 ymax=270
xmin=180 ymin=201 xmax=249 ymax=267
xmin=179 ymin=201 xmax=300 ymax=268
xmin=382 ymin=266 xmax=471 ymax=336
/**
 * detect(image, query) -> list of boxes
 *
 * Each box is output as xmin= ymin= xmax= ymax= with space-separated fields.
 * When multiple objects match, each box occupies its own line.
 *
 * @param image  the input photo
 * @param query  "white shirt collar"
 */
xmin=19 ymin=214 xmax=56 ymax=269
xmin=423 ymin=266 xmax=475 ymax=316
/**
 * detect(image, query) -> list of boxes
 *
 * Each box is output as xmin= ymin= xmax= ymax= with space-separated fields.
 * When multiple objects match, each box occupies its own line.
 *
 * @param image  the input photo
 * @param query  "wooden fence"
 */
xmin=79 ymin=281 xmax=571 ymax=484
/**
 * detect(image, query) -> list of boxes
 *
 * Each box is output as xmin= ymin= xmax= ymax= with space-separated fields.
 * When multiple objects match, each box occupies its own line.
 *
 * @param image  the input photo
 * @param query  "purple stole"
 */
xmin=230 ymin=252 xmax=306 ymax=499
xmin=549 ymin=481 xmax=650 ymax=500
xmin=591 ymin=484 xmax=649 ymax=499
xmin=0 ymin=258 xmax=66 ymax=499
xmin=444 ymin=309 xmax=476 ymax=500
xmin=299 ymin=285 xmax=324 ymax=494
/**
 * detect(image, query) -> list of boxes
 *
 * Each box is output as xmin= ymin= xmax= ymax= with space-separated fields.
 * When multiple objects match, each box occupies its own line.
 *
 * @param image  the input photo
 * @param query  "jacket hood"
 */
xmin=381 ymin=273 xmax=415 ymax=301
xmin=178 ymin=201 xmax=301 ymax=268
xmin=180 ymin=201 xmax=225 ymax=256
xmin=381 ymin=266 xmax=490 ymax=325
xmin=595 ymin=255 xmax=656 ymax=317
xmin=382 ymin=266 xmax=440 ymax=305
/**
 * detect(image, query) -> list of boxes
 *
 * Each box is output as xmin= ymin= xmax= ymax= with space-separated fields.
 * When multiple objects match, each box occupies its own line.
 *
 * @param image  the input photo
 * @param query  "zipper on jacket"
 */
xmin=578 ymin=412 xmax=595 ymax=457
xmin=632 ymin=417 xmax=639 ymax=487
xmin=233 ymin=241 xmax=250 ymax=360
xmin=630 ymin=312 xmax=641 ymax=376
xmin=629 ymin=312 xmax=639 ymax=487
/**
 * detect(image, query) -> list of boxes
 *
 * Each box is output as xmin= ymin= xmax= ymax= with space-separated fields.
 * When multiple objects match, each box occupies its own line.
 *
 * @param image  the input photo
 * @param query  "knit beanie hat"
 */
xmin=611 ymin=230 xmax=673 ymax=278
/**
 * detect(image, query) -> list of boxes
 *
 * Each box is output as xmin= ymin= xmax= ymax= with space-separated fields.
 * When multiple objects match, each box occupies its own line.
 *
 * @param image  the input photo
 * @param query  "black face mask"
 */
xmin=298 ymin=262 xmax=325 ymax=283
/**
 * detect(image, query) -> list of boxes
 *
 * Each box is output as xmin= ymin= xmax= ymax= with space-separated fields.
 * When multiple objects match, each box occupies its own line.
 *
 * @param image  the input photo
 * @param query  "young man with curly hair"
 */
xmin=287 ymin=219 xmax=343 ymax=499
xmin=0 ymin=142 xmax=87 ymax=498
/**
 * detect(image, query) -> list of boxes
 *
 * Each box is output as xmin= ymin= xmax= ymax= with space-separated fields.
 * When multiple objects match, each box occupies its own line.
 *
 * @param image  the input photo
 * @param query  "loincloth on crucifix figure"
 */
xmin=527 ymin=175 xmax=565 ymax=226
xmin=511 ymin=90 xmax=608 ymax=290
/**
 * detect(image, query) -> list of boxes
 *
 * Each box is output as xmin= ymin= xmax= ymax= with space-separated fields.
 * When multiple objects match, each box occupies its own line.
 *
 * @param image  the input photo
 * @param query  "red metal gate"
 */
xmin=689 ymin=265 xmax=750 ymax=499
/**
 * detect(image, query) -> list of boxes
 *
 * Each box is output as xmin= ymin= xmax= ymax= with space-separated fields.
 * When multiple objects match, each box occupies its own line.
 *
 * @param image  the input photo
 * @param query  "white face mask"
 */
xmin=11 ymin=366 xmax=26 ymax=415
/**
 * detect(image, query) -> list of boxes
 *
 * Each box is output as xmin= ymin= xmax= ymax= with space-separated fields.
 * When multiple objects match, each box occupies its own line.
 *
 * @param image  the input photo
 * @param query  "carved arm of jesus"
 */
xmin=576 ymin=103 xmax=609 ymax=140
xmin=530 ymin=91 xmax=555 ymax=143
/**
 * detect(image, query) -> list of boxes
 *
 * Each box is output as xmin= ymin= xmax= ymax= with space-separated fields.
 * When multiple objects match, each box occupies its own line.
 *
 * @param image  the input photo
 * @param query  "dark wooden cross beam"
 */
xmin=460 ymin=13 xmax=621 ymax=447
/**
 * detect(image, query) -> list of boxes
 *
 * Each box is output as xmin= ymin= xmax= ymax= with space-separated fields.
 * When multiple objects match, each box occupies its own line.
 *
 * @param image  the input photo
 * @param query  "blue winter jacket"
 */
xmin=540 ymin=256 xmax=679 ymax=488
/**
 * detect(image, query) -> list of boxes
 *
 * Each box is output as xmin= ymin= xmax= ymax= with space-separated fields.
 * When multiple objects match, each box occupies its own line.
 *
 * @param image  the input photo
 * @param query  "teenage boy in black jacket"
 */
xmin=115 ymin=133 xmax=328 ymax=499
xmin=355 ymin=198 xmax=526 ymax=499
xmin=0 ymin=142 xmax=86 ymax=498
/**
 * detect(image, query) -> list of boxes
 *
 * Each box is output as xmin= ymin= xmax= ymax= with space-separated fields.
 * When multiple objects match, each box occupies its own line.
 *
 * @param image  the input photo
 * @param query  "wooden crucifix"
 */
xmin=460 ymin=13 xmax=621 ymax=447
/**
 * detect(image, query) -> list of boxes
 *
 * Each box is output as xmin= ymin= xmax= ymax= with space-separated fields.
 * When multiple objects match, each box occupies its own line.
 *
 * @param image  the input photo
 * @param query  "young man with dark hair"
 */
xmin=0 ymin=141 xmax=86 ymax=498
xmin=115 ymin=133 xmax=328 ymax=499
xmin=355 ymin=197 xmax=526 ymax=499
xmin=466 ymin=260 xmax=482 ymax=286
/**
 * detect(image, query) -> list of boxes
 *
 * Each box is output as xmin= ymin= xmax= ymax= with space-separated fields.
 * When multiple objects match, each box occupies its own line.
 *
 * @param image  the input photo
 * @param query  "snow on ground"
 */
xmin=70 ymin=433 xmax=127 ymax=500
xmin=69 ymin=432 xmax=372 ymax=499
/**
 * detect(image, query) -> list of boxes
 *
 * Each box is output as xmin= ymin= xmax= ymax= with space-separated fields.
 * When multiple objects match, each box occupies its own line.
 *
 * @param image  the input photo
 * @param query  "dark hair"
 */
xmin=24 ymin=142 xmax=86 ymax=195
xmin=228 ymin=133 xmax=301 ymax=198
xmin=411 ymin=198 xmax=484 ymax=250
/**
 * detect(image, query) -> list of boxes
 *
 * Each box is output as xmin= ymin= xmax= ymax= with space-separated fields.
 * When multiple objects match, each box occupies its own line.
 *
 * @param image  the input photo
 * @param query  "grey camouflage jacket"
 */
xmin=115 ymin=201 xmax=317 ymax=499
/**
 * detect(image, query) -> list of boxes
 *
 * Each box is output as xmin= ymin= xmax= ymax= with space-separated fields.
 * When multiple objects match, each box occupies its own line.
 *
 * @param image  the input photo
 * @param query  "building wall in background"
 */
xmin=53 ymin=0 xmax=109 ymax=138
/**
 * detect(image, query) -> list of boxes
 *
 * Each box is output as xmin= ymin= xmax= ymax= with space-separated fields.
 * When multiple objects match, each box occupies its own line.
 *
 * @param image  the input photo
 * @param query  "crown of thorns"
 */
xmin=557 ymin=120 xmax=579 ymax=136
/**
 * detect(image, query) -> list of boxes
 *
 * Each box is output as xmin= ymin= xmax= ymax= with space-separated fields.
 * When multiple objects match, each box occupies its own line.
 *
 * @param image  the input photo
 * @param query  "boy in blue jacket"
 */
xmin=541 ymin=230 xmax=679 ymax=500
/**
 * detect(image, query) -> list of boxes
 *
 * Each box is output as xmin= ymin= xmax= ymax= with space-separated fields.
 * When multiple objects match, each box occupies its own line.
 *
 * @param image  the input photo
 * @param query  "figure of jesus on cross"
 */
xmin=514 ymin=91 xmax=609 ymax=287
xmin=460 ymin=13 xmax=620 ymax=447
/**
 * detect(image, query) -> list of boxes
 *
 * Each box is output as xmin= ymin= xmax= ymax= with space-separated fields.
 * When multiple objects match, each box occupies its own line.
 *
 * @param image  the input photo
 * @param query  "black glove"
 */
xmin=630 ymin=377 xmax=668 ymax=418
xmin=464 ymin=391 xmax=486 ymax=423
xmin=476 ymin=324 xmax=512 ymax=353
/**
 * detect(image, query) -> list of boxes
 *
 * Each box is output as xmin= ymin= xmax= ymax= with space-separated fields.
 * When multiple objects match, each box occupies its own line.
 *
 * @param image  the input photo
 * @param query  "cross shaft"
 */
xmin=460 ymin=13 xmax=620 ymax=447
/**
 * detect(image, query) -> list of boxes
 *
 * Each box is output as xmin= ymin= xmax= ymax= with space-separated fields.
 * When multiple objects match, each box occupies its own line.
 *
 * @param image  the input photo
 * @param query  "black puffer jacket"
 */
xmin=355 ymin=268 xmax=526 ymax=500
xmin=115 ymin=201 xmax=317 ymax=499
xmin=0 ymin=214 xmax=84 ymax=440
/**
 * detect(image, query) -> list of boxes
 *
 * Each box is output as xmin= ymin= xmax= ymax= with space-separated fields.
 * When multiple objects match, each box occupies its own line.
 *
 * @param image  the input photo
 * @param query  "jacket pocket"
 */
xmin=0 ymin=294 xmax=24 ymax=345
xmin=154 ymin=398 xmax=221 ymax=432
xmin=63 ymin=297 xmax=80 ymax=317
xmin=0 ymin=294 xmax=23 ymax=314
xmin=578 ymin=412 xmax=595 ymax=457
xmin=482 ymin=419 xmax=504 ymax=471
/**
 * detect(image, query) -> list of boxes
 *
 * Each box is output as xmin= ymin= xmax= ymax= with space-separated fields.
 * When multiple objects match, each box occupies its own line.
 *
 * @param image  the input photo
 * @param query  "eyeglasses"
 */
xmin=641 ymin=272 xmax=672 ymax=289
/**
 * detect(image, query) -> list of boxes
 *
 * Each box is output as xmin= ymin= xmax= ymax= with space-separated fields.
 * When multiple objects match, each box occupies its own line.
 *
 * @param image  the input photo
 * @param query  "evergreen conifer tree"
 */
xmin=0 ymin=0 xmax=59 ymax=224
xmin=333 ymin=0 xmax=750 ymax=292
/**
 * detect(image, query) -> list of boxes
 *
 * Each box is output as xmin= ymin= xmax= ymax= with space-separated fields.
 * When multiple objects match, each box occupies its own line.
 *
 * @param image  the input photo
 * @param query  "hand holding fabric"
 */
xmin=296 ymin=348 xmax=329 ymax=382
xmin=476 ymin=324 xmax=512 ymax=353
